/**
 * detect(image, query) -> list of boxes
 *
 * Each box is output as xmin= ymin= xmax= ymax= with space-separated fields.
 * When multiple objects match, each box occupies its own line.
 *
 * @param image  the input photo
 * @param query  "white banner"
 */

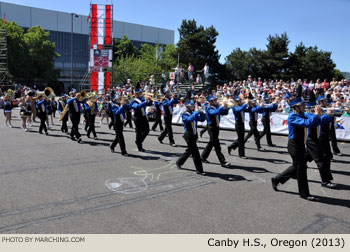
xmin=171 ymin=105 xmax=350 ymax=141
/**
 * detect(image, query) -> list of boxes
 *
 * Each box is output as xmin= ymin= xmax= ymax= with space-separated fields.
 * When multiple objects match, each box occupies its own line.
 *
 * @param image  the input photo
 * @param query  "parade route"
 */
xmin=0 ymin=111 xmax=349 ymax=234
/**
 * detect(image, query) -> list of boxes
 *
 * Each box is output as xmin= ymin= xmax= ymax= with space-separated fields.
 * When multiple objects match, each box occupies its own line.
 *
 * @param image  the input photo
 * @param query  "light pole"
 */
xmin=71 ymin=13 xmax=79 ymax=90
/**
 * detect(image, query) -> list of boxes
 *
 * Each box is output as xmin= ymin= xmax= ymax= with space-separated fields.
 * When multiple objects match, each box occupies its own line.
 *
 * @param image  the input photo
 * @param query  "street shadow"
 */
xmin=238 ymin=156 xmax=290 ymax=164
xmin=331 ymin=159 xmax=350 ymax=164
xmin=127 ymin=153 xmax=160 ymax=161
xmin=204 ymin=171 xmax=247 ymax=181
xmin=274 ymin=190 xmax=350 ymax=208
xmin=82 ymin=140 xmax=111 ymax=147
xmin=175 ymin=144 xmax=206 ymax=150
xmin=144 ymin=149 xmax=182 ymax=158
xmin=207 ymin=161 xmax=271 ymax=174
xmin=308 ymin=179 xmax=350 ymax=191
xmin=245 ymin=147 xmax=289 ymax=155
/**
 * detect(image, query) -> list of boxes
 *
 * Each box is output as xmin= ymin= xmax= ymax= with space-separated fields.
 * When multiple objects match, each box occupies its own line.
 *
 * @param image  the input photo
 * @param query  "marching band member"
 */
xmin=158 ymin=90 xmax=178 ymax=146
xmin=258 ymin=96 xmax=278 ymax=147
xmin=3 ymin=94 xmax=13 ymax=127
xmin=19 ymin=96 xmax=31 ymax=132
xmin=317 ymin=95 xmax=338 ymax=188
xmin=67 ymin=93 xmax=83 ymax=143
xmin=228 ymin=97 xmax=249 ymax=159
xmin=84 ymin=95 xmax=98 ymax=139
xmin=36 ymin=95 xmax=49 ymax=135
xmin=176 ymin=100 xmax=206 ymax=175
xmin=199 ymin=99 xmax=209 ymax=138
xmin=107 ymin=97 xmax=115 ymax=130
xmin=110 ymin=95 xmax=131 ymax=156
xmin=58 ymin=95 xmax=69 ymax=134
xmin=243 ymin=100 xmax=264 ymax=151
xmin=271 ymin=97 xmax=319 ymax=201
xmin=200 ymin=96 xmax=231 ymax=167
xmin=151 ymin=95 xmax=164 ymax=132
xmin=130 ymin=89 xmax=153 ymax=152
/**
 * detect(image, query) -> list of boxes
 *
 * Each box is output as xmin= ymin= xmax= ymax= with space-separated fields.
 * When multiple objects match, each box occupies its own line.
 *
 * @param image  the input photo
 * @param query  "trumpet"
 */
xmin=218 ymin=99 xmax=236 ymax=108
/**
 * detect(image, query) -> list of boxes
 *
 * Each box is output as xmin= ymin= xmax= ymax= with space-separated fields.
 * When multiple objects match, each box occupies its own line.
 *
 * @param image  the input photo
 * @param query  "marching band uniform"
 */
xmin=199 ymin=101 xmax=209 ymax=137
xmin=36 ymin=97 xmax=48 ymax=135
xmin=58 ymin=96 xmax=69 ymax=133
xmin=259 ymin=101 xmax=278 ymax=146
xmin=176 ymin=101 xmax=206 ymax=175
xmin=151 ymin=100 xmax=164 ymax=131
xmin=244 ymin=104 xmax=264 ymax=150
xmin=110 ymin=100 xmax=131 ymax=156
xmin=130 ymin=90 xmax=153 ymax=152
xmin=108 ymin=100 xmax=115 ymax=130
xmin=84 ymin=99 xmax=98 ymax=139
xmin=201 ymin=96 xmax=230 ymax=167
xmin=271 ymin=97 xmax=319 ymax=201
xmin=158 ymin=94 xmax=178 ymax=146
xmin=67 ymin=96 xmax=83 ymax=142
xmin=228 ymin=99 xmax=249 ymax=158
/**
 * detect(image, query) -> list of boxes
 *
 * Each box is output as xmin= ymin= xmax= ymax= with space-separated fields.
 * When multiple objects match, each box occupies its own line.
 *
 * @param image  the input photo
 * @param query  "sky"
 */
xmin=3 ymin=0 xmax=350 ymax=72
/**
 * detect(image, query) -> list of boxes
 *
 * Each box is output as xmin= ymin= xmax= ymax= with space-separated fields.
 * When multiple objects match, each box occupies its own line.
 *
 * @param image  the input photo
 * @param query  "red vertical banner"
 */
xmin=90 ymin=4 xmax=97 ymax=45
xmin=105 ymin=5 xmax=112 ymax=45
xmin=90 ymin=72 xmax=98 ymax=91
xmin=104 ymin=72 xmax=111 ymax=92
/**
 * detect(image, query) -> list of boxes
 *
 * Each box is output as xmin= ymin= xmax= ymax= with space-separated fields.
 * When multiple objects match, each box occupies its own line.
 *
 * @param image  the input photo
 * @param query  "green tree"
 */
xmin=265 ymin=32 xmax=290 ymax=79
xmin=177 ymin=19 xmax=222 ymax=80
xmin=159 ymin=44 xmax=177 ymax=72
xmin=113 ymin=35 xmax=138 ymax=61
xmin=24 ymin=26 xmax=60 ymax=83
xmin=0 ymin=21 xmax=29 ymax=81
xmin=225 ymin=48 xmax=250 ymax=80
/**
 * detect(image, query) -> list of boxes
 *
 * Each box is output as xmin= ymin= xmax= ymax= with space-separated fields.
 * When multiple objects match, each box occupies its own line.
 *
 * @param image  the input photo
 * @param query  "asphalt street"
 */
xmin=0 ymin=109 xmax=349 ymax=234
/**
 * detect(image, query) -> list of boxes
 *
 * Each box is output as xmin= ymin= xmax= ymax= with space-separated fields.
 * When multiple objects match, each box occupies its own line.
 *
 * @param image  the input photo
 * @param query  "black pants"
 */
xmin=158 ymin=116 xmax=174 ymax=144
xmin=306 ymin=139 xmax=333 ymax=183
xmin=124 ymin=111 xmax=133 ymax=128
xmin=152 ymin=112 xmax=163 ymax=131
xmin=329 ymin=116 xmax=341 ymax=154
xmin=201 ymin=126 xmax=225 ymax=164
xmin=259 ymin=117 xmax=273 ymax=145
xmin=84 ymin=113 xmax=89 ymax=131
xmin=275 ymin=141 xmax=310 ymax=198
xmin=111 ymin=123 xmax=126 ymax=154
xmin=108 ymin=113 xmax=114 ymax=129
xmin=229 ymin=122 xmax=245 ymax=157
xmin=61 ymin=114 xmax=68 ymax=133
xmin=319 ymin=137 xmax=334 ymax=181
xmin=244 ymin=120 xmax=261 ymax=148
xmin=87 ymin=114 xmax=97 ymax=138
xmin=70 ymin=114 xmax=81 ymax=139
xmin=38 ymin=113 xmax=47 ymax=133
xmin=200 ymin=125 xmax=208 ymax=136
xmin=134 ymin=117 xmax=149 ymax=148
xmin=177 ymin=134 xmax=203 ymax=173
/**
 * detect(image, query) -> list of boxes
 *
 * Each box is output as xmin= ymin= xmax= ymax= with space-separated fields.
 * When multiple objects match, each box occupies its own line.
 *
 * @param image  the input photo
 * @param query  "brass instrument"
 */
xmin=87 ymin=99 xmax=96 ymax=115
xmin=6 ymin=89 xmax=15 ymax=97
xmin=58 ymin=104 xmax=69 ymax=121
xmin=37 ymin=87 xmax=55 ymax=99
xmin=80 ymin=90 xmax=88 ymax=100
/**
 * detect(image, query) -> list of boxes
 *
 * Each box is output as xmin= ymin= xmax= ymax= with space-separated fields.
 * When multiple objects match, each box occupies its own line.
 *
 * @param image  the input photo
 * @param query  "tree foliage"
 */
xmin=0 ymin=21 xmax=59 ymax=84
xmin=225 ymin=32 xmax=341 ymax=81
xmin=113 ymin=35 xmax=138 ymax=61
xmin=177 ymin=19 xmax=222 ymax=79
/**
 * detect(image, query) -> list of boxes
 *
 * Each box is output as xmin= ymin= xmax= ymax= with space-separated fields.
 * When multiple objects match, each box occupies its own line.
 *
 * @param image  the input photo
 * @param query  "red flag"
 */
xmin=87 ymin=13 xmax=90 ymax=23
xmin=3 ymin=13 xmax=5 ymax=24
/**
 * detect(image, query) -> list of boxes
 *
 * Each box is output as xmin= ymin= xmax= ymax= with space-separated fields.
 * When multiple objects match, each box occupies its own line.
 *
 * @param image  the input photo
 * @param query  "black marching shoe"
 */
xmin=45 ymin=132 xmax=49 ymax=136
xmin=121 ymin=152 xmax=128 ymax=157
xmin=170 ymin=142 xmax=177 ymax=147
xmin=239 ymin=156 xmax=248 ymax=159
xmin=201 ymin=158 xmax=210 ymax=163
xmin=268 ymin=143 xmax=276 ymax=147
xmin=221 ymin=162 xmax=231 ymax=168
xmin=257 ymin=147 xmax=265 ymax=152
xmin=196 ymin=171 xmax=206 ymax=176
xmin=176 ymin=162 xmax=182 ymax=170
xmin=77 ymin=138 xmax=82 ymax=143
xmin=138 ymin=147 xmax=145 ymax=152
xmin=321 ymin=182 xmax=338 ymax=189
xmin=333 ymin=152 xmax=343 ymax=156
xmin=110 ymin=146 xmax=115 ymax=153
xmin=271 ymin=177 xmax=278 ymax=191
xmin=228 ymin=146 xmax=232 ymax=155
xmin=158 ymin=137 xmax=163 ymax=144
xmin=301 ymin=195 xmax=318 ymax=201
